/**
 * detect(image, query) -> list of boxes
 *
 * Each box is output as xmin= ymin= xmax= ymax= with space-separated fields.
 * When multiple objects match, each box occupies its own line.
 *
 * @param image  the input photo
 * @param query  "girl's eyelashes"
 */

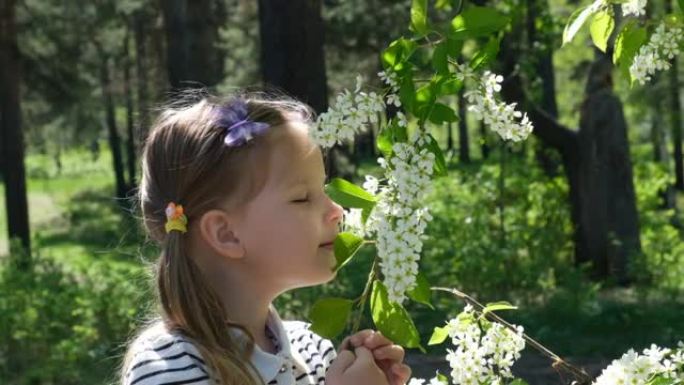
xmin=292 ymin=195 xmax=309 ymax=203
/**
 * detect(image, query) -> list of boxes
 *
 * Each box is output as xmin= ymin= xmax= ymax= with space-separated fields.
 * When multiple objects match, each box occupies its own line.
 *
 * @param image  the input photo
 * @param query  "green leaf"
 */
xmin=445 ymin=37 xmax=464 ymax=58
xmin=381 ymin=38 xmax=418 ymax=72
xmin=410 ymin=0 xmax=429 ymax=36
xmin=407 ymin=272 xmax=434 ymax=308
xmin=428 ymin=326 xmax=449 ymax=345
xmin=679 ymin=0 xmax=684 ymax=14
xmin=309 ymin=298 xmax=353 ymax=339
xmin=361 ymin=206 xmax=373 ymax=224
xmin=416 ymin=83 xmax=436 ymax=105
xmin=645 ymin=376 xmax=672 ymax=385
xmin=377 ymin=127 xmax=394 ymax=159
xmin=425 ymin=134 xmax=448 ymax=177
xmin=325 ymin=178 xmax=377 ymax=210
xmin=439 ymin=77 xmax=463 ymax=95
xmin=432 ymin=42 xmax=449 ymax=75
xmin=428 ymin=103 xmax=458 ymax=125
xmin=370 ymin=280 xmax=424 ymax=350
xmin=333 ymin=232 xmax=364 ymax=271
xmin=481 ymin=301 xmax=518 ymax=317
xmin=399 ymin=73 xmax=416 ymax=113
xmin=450 ymin=6 xmax=509 ymax=40
xmin=435 ymin=0 xmax=452 ymax=11
xmin=562 ymin=5 xmax=596 ymax=46
xmin=470 ymin=36 xmax=501 ymax=71
xmin=613 ymin=20 xmax=646 ymax=64
xmin=436 ymin=372 xmax=449 ymax=384
xmin=590 ymin=10 xmax=614 ymax=53
xmin=613 ymin=20 xmax=647 ymax=82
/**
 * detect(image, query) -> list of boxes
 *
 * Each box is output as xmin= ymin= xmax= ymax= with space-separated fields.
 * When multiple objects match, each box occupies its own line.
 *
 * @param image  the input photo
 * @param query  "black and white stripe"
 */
xmin=124 ymin=320 xmax=336 ymax=385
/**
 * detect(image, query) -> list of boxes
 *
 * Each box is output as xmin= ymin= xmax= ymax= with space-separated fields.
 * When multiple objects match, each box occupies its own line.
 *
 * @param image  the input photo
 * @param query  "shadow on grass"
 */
xmin=34 ymin=186 xmax=157 ymax=264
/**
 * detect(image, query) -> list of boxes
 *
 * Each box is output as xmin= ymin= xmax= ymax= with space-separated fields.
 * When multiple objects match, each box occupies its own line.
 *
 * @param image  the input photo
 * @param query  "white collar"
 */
xmin=230 ymin=305 xmax=309 ymax=383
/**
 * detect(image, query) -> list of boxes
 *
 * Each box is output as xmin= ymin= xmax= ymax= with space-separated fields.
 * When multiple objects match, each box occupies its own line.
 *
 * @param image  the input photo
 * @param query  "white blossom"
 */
xmin=378 ymin=70 xmax=400 ymax=92
xmin=310 ymin=79 xmax=386 ymax=148
xmin=362 ymin=175 xmax=380 ymax=195
xmin=621 ymin=0 xmax=647 ymax=17
xmin=593 ymin=342 xmax=684 ymax=385
xmin=440 ymin=305 xmax=526 ymax=385
xmin=342 ymin=208 xmax=366 ymax=237
xmin=630 ymin=23 xmax=683 ymax=85
xmin=396 ymin=111 xmax=408 ymax=127
xmin=387 ymin=93 xmax=401 ymax=107
xmin=455 ymin=63 xmax=533 ymax=142
xmin=364 ymin=131 xmax=435 ymax=304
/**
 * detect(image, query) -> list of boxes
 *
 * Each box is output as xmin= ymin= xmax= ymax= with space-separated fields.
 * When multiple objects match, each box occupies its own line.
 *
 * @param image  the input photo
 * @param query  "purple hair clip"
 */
xmin=214 ymin=99 xmax=270 ymax=147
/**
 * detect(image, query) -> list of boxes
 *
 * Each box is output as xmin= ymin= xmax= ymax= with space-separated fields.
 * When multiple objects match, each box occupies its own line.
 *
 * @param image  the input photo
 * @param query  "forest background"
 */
xmin=0 ymin=0 xmax=683 ymax=384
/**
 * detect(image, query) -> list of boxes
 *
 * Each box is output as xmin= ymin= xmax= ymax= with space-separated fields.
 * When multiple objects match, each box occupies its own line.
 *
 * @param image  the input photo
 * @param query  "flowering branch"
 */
xmin=432 ymin=286 xmax=593 ymax=385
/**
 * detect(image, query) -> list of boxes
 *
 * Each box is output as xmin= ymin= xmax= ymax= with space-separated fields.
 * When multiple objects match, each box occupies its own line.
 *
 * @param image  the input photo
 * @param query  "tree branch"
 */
xmin=432 ymin=286 xmax=593 ymax=385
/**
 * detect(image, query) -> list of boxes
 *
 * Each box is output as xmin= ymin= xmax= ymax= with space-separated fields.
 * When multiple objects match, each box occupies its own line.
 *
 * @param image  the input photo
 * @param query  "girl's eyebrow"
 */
xmin=287 ymin=174 xmax=326 ymax=188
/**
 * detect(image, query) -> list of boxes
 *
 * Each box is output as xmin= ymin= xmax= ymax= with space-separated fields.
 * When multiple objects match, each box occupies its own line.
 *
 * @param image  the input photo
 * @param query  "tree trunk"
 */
xmin=0 ymin=0 xmax=31 ymax=260
xmin=664 ymin=0 xmax=684 ymax=190
xmin=258 ymin=0 xmax=328 ymax=113
xmin=649 ymin=77 xmax=679 ymax=216
xmin=100 ymin=56 xmax=127 ymax=201
xmin=527 ymin=0 xmax=561 ymax=175
xmin=160 ymin=0 xmax=224 ymax=91
xmin=500 ymin=30 xmax=641 ymax=283
xmin=123 ymin=24 xmax=136 ymax=191
xmin=258 ymin=0 xmax=340 ymax=176
xmin=134 ymin=9 xmax=150 ymax=143
xmin=457 ymin=87 xmax=470 ymax=163
xmin=670 ymin=57 xmax=683 ymax=190
xmin=479 ymin=121 xmax=489 ymax=159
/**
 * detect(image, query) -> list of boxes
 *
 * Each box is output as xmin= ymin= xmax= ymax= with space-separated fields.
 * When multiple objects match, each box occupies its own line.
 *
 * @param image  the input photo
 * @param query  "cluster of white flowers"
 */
xmin=630 ymin=22 xmax=684 ymax=85
xmin=310 ymin=75 xmax=385 ymax=148
xmin=621 ymin=0 xmax=647 ymax=17
xmin=409 ymin=304 xmax=526 ymax=385
xmin=593 ymin=342 xmax=684 ymax=385
xmin=445 ymin=305 xmax=525 ymax=384
xmin=379 ymin=70 xmax=402 ymax=108
xmin=408 ymin=378 xmax=445 ymax=385
xmin=582 ymin=0 xmax=645 ymax=18
xmin=341 ymin=208 xmax=366 ymax=237
xmin=313 ymin=73 xmax=437 ymax=304
xmin=365 ymin=132 xmax=436 ymax=304
xmin=455 ymin=63 xmax=534 ymax=142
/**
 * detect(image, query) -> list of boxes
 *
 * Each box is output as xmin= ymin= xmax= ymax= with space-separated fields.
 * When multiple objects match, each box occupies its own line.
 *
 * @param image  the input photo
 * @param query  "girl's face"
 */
xmin=235 ymin=121 xmax=343 ymax=292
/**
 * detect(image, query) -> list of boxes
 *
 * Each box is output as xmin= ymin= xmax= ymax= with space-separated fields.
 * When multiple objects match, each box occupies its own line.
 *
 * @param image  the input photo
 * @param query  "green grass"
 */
xmin=0 ymin=144 xmax=152 ymax=267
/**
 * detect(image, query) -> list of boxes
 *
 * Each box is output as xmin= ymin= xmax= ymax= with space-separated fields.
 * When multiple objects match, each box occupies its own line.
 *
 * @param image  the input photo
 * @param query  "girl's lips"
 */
xmin=319 ymin=242 xmax=334 ymax=249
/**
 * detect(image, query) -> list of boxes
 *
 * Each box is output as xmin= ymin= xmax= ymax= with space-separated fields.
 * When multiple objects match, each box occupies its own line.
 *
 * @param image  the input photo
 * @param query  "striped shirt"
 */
xmin=123 ymin=306 xmax=337 ymax=385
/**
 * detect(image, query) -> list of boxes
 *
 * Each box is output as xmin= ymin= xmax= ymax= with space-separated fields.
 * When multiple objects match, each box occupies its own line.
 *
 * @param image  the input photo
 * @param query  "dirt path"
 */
xmin=405 ymin=352 xmax=613 ymax=384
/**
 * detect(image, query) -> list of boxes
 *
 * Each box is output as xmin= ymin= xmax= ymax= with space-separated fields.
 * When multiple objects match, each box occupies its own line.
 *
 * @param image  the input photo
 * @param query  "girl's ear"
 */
xmin=197 ymin=209 xmax=245 ymax=260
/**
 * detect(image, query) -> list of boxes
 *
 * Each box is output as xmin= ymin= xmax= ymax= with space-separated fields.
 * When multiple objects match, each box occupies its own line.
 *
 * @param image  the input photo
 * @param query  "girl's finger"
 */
xmin=338 ymin=336 xmax=352 ymax=353
xmin=391 ymin=363 xmax=412 ymax=385
xmin=363 ymin=331 xmax=394 ymax=349
xmin=349 ymin=329 xmax=375 ymax=347
xmin=372 ymin=344 xmax=405 ymax=362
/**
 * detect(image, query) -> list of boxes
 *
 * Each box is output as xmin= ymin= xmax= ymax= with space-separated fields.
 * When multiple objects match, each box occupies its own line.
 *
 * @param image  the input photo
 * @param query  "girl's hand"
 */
xmin=326 ymin=346 xmax=389 ymax=385
xmin=340 ymin=330 xmax=412 ymax=385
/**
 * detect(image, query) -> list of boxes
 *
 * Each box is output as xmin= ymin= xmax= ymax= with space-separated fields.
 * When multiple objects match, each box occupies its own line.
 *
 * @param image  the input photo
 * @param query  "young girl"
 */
xmin=121 ymin=90 xmax=412 ymax=385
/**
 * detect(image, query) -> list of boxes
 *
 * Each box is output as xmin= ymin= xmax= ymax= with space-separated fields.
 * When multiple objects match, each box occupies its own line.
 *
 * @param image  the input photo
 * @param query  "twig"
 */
xmin=351 ymin=257 xmax=379 ymax=333
xmin=432 ymin=286 xmax=593 ymax=385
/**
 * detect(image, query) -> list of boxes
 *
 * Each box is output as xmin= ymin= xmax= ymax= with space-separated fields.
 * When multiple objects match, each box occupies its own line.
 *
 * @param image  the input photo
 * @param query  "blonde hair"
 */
xmin=120 ymin=89 xmax=315 ymax=385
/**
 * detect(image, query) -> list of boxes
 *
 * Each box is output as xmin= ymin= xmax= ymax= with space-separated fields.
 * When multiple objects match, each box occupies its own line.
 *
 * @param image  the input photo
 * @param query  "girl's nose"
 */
xmin=326 ymin=198 xmax=344 ymax=225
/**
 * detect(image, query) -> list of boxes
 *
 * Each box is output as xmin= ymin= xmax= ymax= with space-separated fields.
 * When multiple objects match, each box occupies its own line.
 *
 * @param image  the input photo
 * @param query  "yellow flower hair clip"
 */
xmin=165 ymin=202 xmax=188 ymax=234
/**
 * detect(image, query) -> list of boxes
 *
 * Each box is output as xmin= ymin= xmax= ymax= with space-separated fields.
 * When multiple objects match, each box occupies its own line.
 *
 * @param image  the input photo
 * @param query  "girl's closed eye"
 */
xmin=292 ymin=194 xmax=309 ymax=203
